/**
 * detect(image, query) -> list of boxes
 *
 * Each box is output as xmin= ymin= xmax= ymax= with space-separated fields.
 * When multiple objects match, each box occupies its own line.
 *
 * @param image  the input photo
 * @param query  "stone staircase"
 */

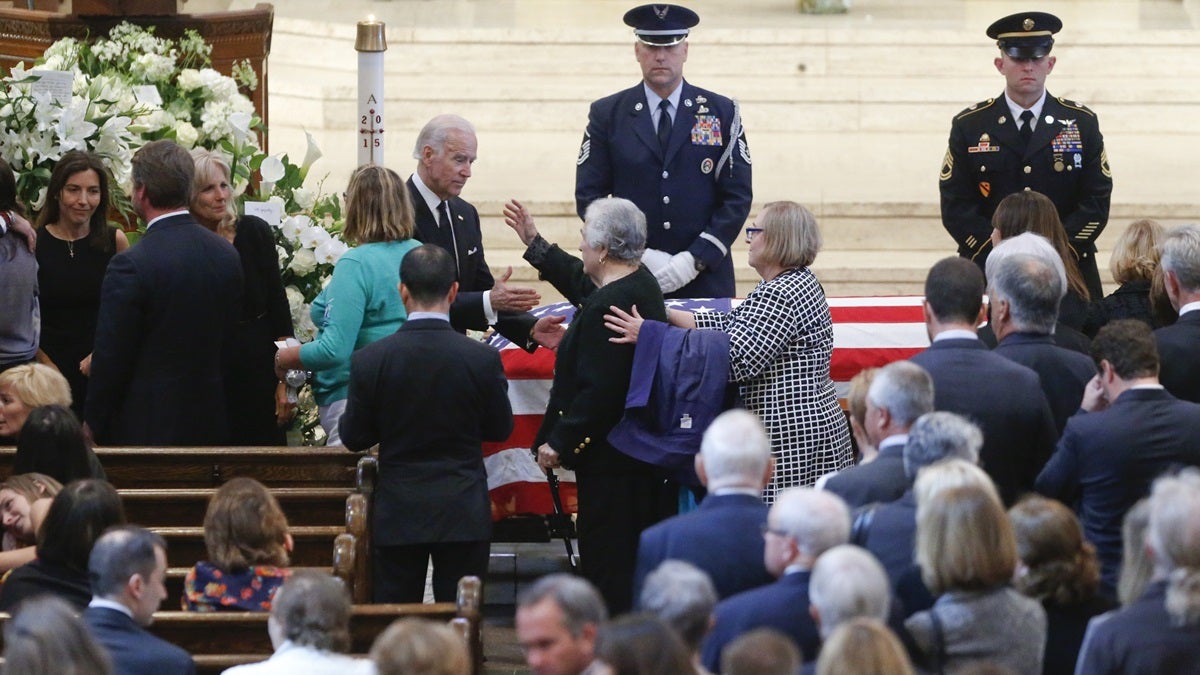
xmin=253 ymin=0 xmax=1200 ymax=298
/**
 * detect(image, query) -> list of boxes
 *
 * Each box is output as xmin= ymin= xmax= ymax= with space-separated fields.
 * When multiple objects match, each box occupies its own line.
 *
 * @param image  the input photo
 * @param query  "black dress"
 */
xmin=227 ymin=216 xmax=294 ymax=445
xmin=525 ymin=237 xmax=677 ymax=615
xmin=35 ymin=227 xmax=117 ymax=419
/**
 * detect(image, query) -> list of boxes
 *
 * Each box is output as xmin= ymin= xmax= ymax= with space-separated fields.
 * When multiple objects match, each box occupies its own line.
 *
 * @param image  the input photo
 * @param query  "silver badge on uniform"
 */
xmin=684 ymin=99 xmax=693 ymax=107
xmin=1074 ymin=153 xmax=1082 ymax=169
xmin=700 ymin=157 xmax=714 ymax=174
xmin=577 ymin=132 xmax=591 ymax=166
xmin=635 ymin=102 xmax=643 ymax=112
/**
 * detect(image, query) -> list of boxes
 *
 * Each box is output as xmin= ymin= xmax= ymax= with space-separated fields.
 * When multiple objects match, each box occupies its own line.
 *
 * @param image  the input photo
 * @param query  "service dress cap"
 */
xmin=623 ymin=4 xmax=700 ymax=47
xmin=987 ymin=11 xmax=1062 ymax=59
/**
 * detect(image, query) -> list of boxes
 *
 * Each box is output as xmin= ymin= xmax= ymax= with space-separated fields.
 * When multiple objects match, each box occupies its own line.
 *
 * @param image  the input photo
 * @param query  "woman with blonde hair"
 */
xmin=1009 ymin=495 xmax=1114 ymax=675
xmin=0 ymin=363 xmax=72 ymax=442
xmin=0 ymin=473 xmax=62 ymax=572
xmin=905 ymin=482 xmax=1046 ymax=674
xmin=990 ymin=190 xmax=1092 ymax=330
xmin=1085 ymin=218 xmax=1166 ymax=335
xmin=815 ymin=618 xmax=915 ymax=675
xmin=274 ymin=165 xmax=419 ymax=443
xmin=184 ymin=477 xmax=293 ymax=611
xmin=191 ymin=149 xmax=296 ymax=444
xmin=604 ymin=200 xmax=853 ymax=499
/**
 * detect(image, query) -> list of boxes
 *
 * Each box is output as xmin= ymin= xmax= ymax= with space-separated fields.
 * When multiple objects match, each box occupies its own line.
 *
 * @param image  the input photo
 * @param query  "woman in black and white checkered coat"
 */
xmin=608 ymin=201 xmax=853 ymax=501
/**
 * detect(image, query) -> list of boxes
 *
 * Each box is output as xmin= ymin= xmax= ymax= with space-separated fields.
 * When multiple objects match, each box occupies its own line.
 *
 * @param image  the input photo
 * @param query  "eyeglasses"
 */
xmin=744 ymin=226 xmax=763 ymax=243
xmin=760 ymin=523 xmax=789 ymax=539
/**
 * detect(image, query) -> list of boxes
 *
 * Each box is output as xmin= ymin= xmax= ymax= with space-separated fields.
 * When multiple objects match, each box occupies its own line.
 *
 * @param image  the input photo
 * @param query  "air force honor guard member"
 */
xmin=575 ymin=4 xmax=753 ymax=298
xmin=939 ymin=12 xmax=1112 ymax=299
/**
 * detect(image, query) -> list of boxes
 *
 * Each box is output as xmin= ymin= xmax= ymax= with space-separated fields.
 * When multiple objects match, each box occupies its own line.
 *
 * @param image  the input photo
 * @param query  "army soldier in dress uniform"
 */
xmin=939 ymin=12 xmax=1112 ymax=300
xmin=575 ymin=4 xmax=753 ymax=299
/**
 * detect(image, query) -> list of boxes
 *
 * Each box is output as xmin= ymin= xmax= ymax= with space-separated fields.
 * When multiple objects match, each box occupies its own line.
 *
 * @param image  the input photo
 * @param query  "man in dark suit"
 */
xmin=1036 ymin=320 xmax=1200 ymax=595
xmin=824 ymin=361 xmax=934 ymax=508
xmin=1155 ymin=223 xmax=1200 ymax=403
xmin=408 ymin=114 xmax=552 ymax=351
xmin=700 ymin=488 xmax=849 ymax=671
xmin=633 ymin=409 xmax=774 ymax=602
xmin=85 ymin=140 xmax=242 ymax=445
xmin=909 ymin=257 xmax=1057 ymax=505
xmin=340 ymin=244 xmax=513 ymax=603
xmin=987 ymin=241 xmax=1096 ymax=434
xmin=939 ymin=11 xmax=1111 ymax=299
xmin=84 ymin=526 xmax=195 ymax=675
xmin=575 ymin=4 xmax=752 ymax=298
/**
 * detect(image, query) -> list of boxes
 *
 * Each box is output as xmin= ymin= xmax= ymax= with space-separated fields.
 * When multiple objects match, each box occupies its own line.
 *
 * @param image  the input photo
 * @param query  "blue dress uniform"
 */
xmin=575 ymin=82 xmax=752 ymax=299
xmin=939 ymin=11 xmax=1112 ymax=299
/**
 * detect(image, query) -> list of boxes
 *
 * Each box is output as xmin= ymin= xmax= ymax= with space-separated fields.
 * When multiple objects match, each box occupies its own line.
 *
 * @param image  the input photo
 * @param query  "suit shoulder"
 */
xmin=953 ymin=98 xmax=998 ymax=122
xmin=590 ymin=84 xmax=642 ymax=112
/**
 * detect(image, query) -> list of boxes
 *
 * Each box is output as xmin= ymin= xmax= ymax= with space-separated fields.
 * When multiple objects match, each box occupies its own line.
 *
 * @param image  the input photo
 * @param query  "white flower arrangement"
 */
xmin=0 ymin=22 xmax=262 ymax=217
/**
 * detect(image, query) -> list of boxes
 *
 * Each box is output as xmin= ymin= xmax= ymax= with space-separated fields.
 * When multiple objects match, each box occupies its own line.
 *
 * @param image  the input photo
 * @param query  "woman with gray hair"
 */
xmin=504 ymin=197 xmax=673 ymax=614
xmin=605 ymin=200 xmax=852 ymax=500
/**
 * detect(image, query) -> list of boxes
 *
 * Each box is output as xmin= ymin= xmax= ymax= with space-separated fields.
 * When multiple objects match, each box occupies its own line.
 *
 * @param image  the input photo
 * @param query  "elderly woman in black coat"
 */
xmin=504 ymin=196 xmax=674 ymax=614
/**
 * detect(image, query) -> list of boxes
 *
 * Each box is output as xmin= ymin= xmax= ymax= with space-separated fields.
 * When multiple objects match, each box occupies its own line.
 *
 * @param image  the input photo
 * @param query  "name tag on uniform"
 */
xmin=691 ymin=115 xmax=723 ymax=146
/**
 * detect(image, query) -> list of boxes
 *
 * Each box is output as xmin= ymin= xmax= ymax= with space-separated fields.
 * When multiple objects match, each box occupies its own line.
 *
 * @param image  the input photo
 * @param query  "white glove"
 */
xmin=640 ymin=248 xmax=673 ymax=277
xmin=653 ymin=251 xmax=700 ymax=294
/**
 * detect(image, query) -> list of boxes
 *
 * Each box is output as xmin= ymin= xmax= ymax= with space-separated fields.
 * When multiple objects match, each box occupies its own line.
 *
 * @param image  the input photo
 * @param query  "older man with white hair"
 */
xmin=979 ymin=231 xmax=1092 ymax=354
xmin=633 ymin=409 xmax=775 ymax=602
xmin=987 ymin=239 xmax=1097 ymax=434
xmin=808 ymin=545 xmax=891 ymax=639
xmin=639 ymin=560 xmax=718 ymax=672
xmin=700 ymin=488 xmax=850 ymax=671
xmin=824 ymin=361 xmax=934 ymax=508
xmin=1155 ymin=223 xmax=1200 ymax=403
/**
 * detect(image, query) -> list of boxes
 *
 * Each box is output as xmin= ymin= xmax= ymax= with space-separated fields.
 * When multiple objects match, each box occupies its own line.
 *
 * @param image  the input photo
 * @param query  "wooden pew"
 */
xmin=0 ymin=578 xmax=483 ymax=675
xmin=0 ymin=447 xmax=361 ymax=488
xmin=146 ymin=576 xmax=483 ymax=675
xmin=119 ymin=487 xmax=353 ymax=528
xmin=156 ymin=525 xmax=346 ymax=569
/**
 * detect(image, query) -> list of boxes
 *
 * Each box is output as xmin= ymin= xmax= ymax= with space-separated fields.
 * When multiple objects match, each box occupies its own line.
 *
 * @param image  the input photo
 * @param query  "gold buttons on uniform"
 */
xmin=584 ymin=437 xmax=591 ymax=443
xmin=1023 ymin=166 xmax=1032 ymax=174
xmin=574 ymin=448 xmax=581 ymax=454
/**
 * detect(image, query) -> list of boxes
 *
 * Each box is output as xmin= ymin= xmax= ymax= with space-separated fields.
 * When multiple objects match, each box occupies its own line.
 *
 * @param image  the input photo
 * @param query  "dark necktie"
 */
xmin=1019 ymin=110 xmax=1034 ymax=145
xmin=436 ymin=201 xmax=462 ymax=279
xmin=657 ymin=99 xmax=672 ymax=150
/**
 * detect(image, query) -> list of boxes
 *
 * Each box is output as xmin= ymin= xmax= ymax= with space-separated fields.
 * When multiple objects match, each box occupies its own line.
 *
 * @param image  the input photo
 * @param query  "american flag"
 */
xmin=483 ymin=296 xmax=930 ymax=520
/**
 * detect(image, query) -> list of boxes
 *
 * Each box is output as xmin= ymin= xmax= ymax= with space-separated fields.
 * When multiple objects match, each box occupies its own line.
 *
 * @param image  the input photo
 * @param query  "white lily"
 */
xmin=299 ymin=130 xmax=322 ymax=179
xmin=259 ymin=154 xmax=285 ymax=197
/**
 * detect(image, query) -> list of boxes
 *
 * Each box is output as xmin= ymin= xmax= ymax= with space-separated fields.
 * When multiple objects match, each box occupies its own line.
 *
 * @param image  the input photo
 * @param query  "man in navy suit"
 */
xmin=408 ymin=115 xmax=556 ymax=351
xmin=633 ymin=409 xmax=774 ymax=602
xmin=909 ymin=257 xmax=1057 ymax=505
xmin=1036 ymin=320 xmax=1200 ymax=596
xmin=575 ymin=4 xmax=752 ymax=298
xmin=84 ymin=526 xmax=195 ymax=675
xmin=701 ymin=488 xmax=850 ymax=671
xmin=340 ymin=244 xmax=513 ymax=603
xmin=86 ymin=139 xmax=243 ymax=445
xmin=987 ymin=240 xmax=1096 ymax=434
xmin=1155 ymin=223 xmax=1200 ymax=403
xmin=824 ymin=361 xmax=934 ymax=509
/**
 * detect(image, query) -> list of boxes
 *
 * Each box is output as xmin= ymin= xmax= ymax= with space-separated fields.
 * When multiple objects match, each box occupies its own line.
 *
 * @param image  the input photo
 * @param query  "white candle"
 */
xmin=355 ymin=18 xmax=387 ymax=167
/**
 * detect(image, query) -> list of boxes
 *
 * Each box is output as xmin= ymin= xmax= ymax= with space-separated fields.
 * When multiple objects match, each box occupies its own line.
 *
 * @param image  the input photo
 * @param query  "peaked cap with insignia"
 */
xmin=987 ymin=11 xmax=1062 ymax=59
xmin=623 ymin=4 xmax=700 ymax=46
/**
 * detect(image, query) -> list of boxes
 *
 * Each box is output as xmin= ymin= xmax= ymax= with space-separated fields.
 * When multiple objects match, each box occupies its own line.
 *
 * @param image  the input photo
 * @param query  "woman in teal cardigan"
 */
xmin=274 ymin=166 xmax=419 ymax=445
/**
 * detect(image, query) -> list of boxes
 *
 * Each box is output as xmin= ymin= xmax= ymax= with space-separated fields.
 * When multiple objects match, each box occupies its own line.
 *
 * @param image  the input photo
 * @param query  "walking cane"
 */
xmin=545 ymin=468 xmax=579 ymax=573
